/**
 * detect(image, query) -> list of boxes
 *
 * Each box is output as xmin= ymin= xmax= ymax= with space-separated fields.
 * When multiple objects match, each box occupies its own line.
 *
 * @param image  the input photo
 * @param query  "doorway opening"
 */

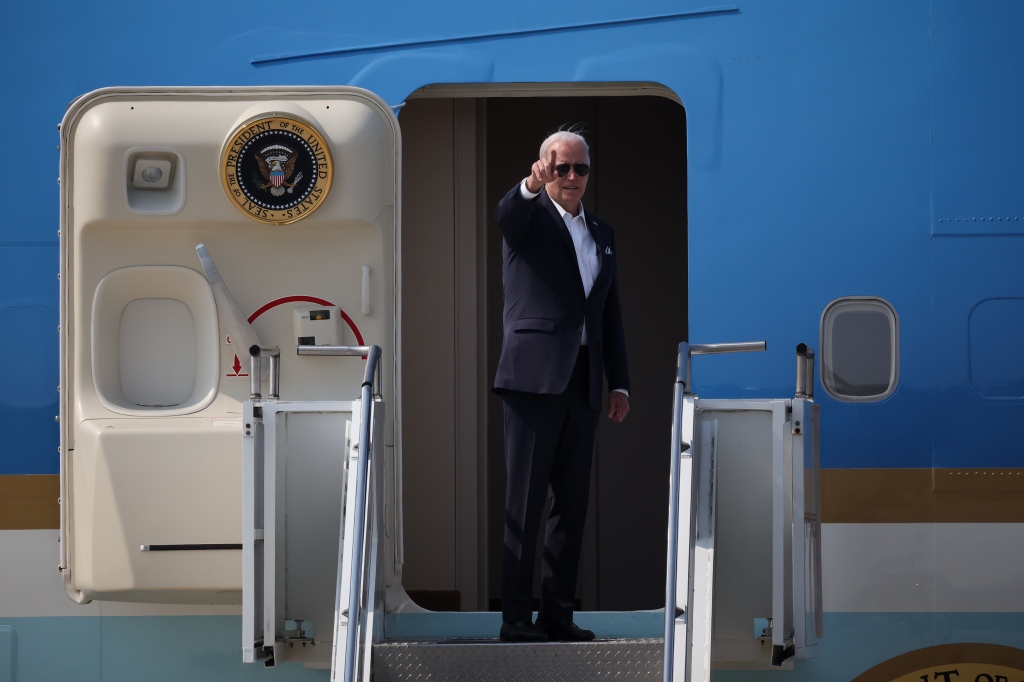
xmin=399 ymin=90 xmax=687 ymax=613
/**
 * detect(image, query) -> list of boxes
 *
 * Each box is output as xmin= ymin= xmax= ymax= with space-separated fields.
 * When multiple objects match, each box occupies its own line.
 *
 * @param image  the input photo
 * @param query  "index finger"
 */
xmin=548 ymin=149 xmax=557 ymax=168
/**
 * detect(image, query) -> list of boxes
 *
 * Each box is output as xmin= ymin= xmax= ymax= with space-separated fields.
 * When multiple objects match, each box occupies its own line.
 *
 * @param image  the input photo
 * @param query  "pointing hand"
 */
xmin=526 ymin=150 xmax=559 ymax=193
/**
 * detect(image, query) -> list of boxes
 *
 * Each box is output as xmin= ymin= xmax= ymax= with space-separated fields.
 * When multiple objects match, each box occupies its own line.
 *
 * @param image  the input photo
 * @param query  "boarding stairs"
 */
xmin=241 ymin=341 xmax=822 ymax=681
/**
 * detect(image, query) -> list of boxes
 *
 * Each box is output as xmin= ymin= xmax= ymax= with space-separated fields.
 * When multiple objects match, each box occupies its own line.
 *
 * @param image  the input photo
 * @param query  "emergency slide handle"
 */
xmin=195 ymin=244 xmax=262 ymax=355
xmin=679 ymin=341 xmax=767 ymax=395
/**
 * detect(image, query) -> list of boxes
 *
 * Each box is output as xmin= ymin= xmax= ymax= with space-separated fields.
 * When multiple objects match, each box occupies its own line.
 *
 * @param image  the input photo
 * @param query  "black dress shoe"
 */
xmin=535 ymin=618 xmax=595 ymax=642
xmin=499 ymin=620 xmax=550 ymax=642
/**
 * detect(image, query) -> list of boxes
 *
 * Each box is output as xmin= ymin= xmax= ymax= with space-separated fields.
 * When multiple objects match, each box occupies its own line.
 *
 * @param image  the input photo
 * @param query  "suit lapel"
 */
xmin=538 ymin=190 xmax=588 ymax=297
xmin=538 ymin=191 xmax=577 ymax=256
xmin=536 ymin=189 xmax=585 ymax=272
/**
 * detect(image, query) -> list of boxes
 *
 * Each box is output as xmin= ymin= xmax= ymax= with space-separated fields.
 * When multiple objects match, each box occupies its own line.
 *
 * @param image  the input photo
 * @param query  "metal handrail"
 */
xmin=343 ymin=345 xmax=382 ymax=682
xmin=682 ymin=341 xmax=766 ymax=395
xmin=296 ymin=345 xmax=382 ymax=399
xmin=663 ymin=343 xmax=688 ymax=681
xmin=296 ymin=345 xmax=372 ymax=356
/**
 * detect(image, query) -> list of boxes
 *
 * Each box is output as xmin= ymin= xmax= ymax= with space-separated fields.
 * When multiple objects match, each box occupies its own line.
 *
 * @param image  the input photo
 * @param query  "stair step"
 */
xmin=373 ymin=638 xmax=663 ymax=681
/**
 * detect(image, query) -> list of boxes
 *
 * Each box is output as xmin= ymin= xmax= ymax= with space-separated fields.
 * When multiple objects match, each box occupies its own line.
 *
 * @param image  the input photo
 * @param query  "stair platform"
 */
xmin=373 ymin=638 xmax=663 ymax=681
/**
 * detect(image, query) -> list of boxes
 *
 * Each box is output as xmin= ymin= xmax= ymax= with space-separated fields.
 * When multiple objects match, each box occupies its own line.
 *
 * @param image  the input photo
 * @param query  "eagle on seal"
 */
xmin=254 ymin=145 xmax=302 ymax=197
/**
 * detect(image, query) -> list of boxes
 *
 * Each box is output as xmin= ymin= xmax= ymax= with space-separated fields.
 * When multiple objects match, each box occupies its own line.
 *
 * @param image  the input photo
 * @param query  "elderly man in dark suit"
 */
xmin=494 ymin=130 xmax=630 ymax=642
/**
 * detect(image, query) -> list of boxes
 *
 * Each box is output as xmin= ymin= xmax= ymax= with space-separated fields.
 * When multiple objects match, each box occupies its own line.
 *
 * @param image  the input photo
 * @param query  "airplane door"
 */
xmin=57 ymin=85 xmax=400 ymax=646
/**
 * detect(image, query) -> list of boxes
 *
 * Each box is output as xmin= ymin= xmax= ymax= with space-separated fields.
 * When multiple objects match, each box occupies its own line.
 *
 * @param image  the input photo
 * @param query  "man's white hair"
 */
xmin=539 ymin=130 xmax=590 ymax=163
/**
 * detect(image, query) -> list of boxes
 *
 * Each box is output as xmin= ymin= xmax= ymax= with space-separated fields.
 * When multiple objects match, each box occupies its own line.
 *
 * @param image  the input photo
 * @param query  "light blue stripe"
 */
xmin=3 ymin=612 xmax=1024 ymax=680
xmin=0 ymin=626 xmax=12 ymax=682
xmin=0 ymin=617 xmax=327 ymax=682
xmin=713 ymin=612 xmax=1024 ymax=682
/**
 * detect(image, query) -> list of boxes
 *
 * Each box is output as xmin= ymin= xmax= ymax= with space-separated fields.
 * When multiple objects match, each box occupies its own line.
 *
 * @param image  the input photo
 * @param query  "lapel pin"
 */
xmin=605 ymin=246 xmax=612 ymax=255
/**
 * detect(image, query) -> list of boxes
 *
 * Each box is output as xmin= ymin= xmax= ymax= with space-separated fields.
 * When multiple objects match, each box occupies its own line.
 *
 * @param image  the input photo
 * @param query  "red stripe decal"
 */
xmin=247 ymin=295 xmax=365 ymax=345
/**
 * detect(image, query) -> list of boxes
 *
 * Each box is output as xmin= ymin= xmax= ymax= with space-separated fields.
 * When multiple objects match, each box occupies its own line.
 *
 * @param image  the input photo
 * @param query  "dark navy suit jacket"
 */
xmin=493 ymin=184 xmax=629 ymax=411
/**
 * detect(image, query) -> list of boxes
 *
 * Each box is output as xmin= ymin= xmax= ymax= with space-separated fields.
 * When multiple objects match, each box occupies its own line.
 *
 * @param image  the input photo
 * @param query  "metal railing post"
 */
xmin=804 ymin=349 xmax=815 ymax=399
xmin=794 ymin=343 xmax=816 ymax=399
xmin=343 ymin=345 xmax=381 ymax=682
xmin=663 ymin=343 xmax=688 ymax=680
xmin=249 ymin=345 xmax=281 ymax=401
xmin=795 ymin=344 xmax=808 ymax=398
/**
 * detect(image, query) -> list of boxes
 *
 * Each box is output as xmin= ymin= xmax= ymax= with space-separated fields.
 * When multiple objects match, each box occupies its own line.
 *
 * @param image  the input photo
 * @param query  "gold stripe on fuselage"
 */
xmin=3 ymin=469 xmax=1024 ymax=530
xmin=0 ymin=475 xmax=59 ymax=529
xmin=822 ymin=468 xmax=1024 ymax=523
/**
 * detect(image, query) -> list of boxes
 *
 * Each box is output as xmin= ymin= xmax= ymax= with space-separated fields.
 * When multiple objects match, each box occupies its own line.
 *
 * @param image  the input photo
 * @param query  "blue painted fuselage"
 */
xmin=3 ymin=2 xmax=1023 ymax=680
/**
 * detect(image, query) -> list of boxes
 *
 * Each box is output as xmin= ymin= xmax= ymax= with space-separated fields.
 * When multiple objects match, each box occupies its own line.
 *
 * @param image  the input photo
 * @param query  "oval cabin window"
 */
xmin=820 ymin=297 xmax=899 ymax=402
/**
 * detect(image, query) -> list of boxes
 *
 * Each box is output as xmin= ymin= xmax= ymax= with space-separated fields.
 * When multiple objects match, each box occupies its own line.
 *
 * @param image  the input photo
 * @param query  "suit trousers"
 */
xmin=501 ymin=347 xmax=600 ymax=624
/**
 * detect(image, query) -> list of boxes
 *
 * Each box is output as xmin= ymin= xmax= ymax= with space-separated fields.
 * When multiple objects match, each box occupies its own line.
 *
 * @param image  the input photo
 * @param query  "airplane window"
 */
xmin=820 ymin=297 xmax=899 ymax=402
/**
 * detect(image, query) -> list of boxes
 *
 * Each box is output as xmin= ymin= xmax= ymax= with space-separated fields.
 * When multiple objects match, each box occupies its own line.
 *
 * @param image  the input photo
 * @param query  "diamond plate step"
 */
xmin=373 ymin=638 xmax=663 ymax=681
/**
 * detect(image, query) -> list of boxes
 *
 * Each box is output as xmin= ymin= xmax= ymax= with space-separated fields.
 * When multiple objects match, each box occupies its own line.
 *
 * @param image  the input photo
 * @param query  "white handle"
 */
xmin=196 ymin=243 xmax=262 ymax=353
xmin=361 ymin=265 xmax=371 ymax=315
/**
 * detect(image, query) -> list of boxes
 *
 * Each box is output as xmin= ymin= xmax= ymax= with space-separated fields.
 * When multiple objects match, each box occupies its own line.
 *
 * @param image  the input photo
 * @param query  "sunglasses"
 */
xmin=555 ymin=163 xmax=590 ymax=177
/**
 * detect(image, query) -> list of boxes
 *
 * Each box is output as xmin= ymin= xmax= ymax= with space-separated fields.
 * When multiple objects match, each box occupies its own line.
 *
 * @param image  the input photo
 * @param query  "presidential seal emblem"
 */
xmin=221 ymin=114 xmax=333 ymax=225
